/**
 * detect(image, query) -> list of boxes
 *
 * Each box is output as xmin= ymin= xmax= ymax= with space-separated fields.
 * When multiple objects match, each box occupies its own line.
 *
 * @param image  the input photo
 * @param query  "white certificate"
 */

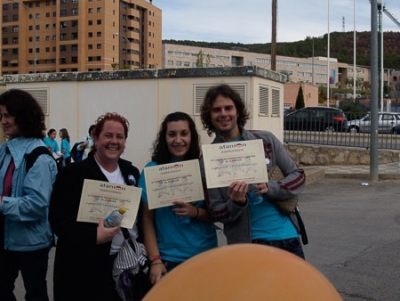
xmin=77 ymin=179 xmax=142 ymax=228
xmin=144 ymin=159 xmax=204 ymax=209
xmin=202 ymin=139 xmax=268 ymax=189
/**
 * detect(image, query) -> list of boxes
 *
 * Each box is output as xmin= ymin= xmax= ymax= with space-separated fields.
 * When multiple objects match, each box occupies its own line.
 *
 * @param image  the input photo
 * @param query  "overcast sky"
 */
xmin=157 ymin=0 xmax=400 ymax=43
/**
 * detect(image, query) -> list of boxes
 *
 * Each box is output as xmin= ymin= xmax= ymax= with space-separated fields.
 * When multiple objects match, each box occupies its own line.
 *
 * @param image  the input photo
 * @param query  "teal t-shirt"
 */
xmin=60 ymin=138 xmax=71 ymax=159
xmin=43 ymin=137 xmax=60 ymax=154
xmin=139 ymin=161 xmax=218 ymax=263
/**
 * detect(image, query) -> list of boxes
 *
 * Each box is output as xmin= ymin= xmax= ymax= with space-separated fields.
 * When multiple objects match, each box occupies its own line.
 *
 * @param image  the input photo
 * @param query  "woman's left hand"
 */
xmin=172 ymin=201 xmax=196 ymax=218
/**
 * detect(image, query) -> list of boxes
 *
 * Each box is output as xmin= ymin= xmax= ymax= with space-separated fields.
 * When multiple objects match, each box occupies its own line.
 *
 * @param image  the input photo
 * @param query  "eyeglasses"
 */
xmin=0 ymin=113 xmax=13 ymax=120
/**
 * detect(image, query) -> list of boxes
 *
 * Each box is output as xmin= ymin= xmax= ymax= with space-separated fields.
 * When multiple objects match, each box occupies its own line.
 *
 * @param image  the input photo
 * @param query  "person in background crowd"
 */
xmin=44 ymin=128 xmax=62 ymax=157
xmin=200 ymin=84 xmax=306 ymax=258
xmin=139 ymin=111 xmax=217 ymax=284
xmin=0 ymin=89 xmax=58 ymax=301
xmin=59 ymin=128 xmax=71 ymax=166
xmin=76 ymin=124 xmax=95 ymax=161
xmin=49 ymin=113 xmax=142 ymax=301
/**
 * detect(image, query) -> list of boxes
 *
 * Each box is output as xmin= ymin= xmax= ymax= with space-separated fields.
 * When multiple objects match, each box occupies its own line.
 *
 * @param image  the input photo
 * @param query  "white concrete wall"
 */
xmin=5 ymin=74 xmax=284 ymax=170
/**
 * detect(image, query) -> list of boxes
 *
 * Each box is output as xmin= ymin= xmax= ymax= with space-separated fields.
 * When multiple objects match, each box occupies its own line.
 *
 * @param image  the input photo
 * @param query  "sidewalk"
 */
xmin=304 ymin=161 xmax=400 ymax=182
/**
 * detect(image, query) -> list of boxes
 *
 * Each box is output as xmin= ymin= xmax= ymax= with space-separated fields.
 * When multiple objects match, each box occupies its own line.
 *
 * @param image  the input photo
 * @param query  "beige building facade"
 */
xmin=162 ymin=43 xmax=394 ymax=91
xmin=1 ymin=0 xmax=162 ymax=75
xmin=1 ymin=67 xmax=286 ymax=169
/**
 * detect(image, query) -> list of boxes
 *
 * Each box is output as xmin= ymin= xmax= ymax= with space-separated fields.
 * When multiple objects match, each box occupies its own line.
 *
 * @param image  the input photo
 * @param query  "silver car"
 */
xmin=347 ymin=112 xmax=400 ymax=134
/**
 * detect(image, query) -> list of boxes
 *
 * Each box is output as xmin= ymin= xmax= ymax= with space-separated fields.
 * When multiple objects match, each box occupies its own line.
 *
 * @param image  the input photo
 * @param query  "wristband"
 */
xmin=149 ymin=255 xmax=161 ymax=261
xmin=193 ymin=207 xmax=199 ymax=220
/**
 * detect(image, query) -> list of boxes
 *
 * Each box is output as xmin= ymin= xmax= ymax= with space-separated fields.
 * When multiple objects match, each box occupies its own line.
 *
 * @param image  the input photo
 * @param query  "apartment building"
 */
xmin=1 ymin=0 xmax=162 ymax=74
xmin=162 ymin=43 xmax=395 ymax=90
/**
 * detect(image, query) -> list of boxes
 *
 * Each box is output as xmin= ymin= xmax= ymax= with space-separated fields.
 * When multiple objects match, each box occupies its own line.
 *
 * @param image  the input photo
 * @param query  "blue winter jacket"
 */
xmin=0 ymin=137 xmax=58 ymax=251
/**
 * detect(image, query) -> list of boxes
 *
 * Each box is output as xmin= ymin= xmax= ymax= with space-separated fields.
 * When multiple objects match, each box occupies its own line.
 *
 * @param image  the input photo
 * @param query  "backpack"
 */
xmin=70 ymin=141 xmax=85 ymax=162
xmin=25 ymin=146 xmax=62 ymax=173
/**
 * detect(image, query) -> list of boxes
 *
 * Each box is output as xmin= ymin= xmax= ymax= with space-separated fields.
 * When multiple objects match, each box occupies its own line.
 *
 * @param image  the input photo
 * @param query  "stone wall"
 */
xmin=285 ymin=144 xmax=400 ymax=166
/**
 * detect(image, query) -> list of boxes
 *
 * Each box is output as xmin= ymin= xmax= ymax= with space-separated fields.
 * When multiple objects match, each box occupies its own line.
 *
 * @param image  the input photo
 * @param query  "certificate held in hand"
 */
xmin=201 ymin=139 xmax=268 ymax=189
xmin=144 ymin=159 xmax=204 ymax=209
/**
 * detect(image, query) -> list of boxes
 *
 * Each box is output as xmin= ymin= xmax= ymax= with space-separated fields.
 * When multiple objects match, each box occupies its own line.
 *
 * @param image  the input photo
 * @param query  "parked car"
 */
xmin=346 ymin=112 xmax=400 ymax=134
xmin=284 ymin=106 xmax=347 ymax=132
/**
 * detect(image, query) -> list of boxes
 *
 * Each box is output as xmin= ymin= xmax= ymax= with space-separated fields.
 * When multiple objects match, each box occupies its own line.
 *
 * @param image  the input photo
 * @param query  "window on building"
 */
xmin=2 ymin=38 xmax=8 ymax=45
xmin=60 ymin=9 xmax=67 ymax=16
xmin=12 ymin=26 xmax=18 ymax=33
xmin=46 ymin=12 xmax=50 ymax=17
xmin=71 ymin=57 xmax=78 ymax=63
xmin=71 ymin=8 xmax=78 ymax=15
xmin=45 ymin=35 xmax=50 ymax=41
xmin=12 ymin=14 xmax=18 ymax=21
xmin=88 ymin=44 xmax=92 ymax=50
xmin=88 ymin=8 xmax=93 ymax=13
xmin=72 ymin=20 xmax=78 ymax=27
xmin=46 ymin=24 xmax=50 ymax=29
xmin=97 ymin=44 xmax=101 ymax=49
xmin=88 ymin=20 xmax=93 ymax=25
xmin=3 ymin=16 xmax=9 ymax=22
xmin=61 ymin=0 xmax=66 ymax=4
xmin=2 ymin=27 xmax=7 ymax=33
xmin=46 ymin=1 xmax=50 ymax=6
xmin=12 ymin=48 xmax=18 ymax=54
xmin=97 ymin=7 xmax=102 ymax=13
xmin=71 ymin=44 xmax=78 ymax=51
xmin=36 ymin=2 xmax=40 ymax=7
xmin=3 ymin=4 xmax=8 ymax=11
xmin=72 ymin=0 xmax=78 ymax=3
xmin=46 ymin=47 xmax=50 ymax=52
xmin=71 ymin=32 xmax=78 ymax=39
xmin=60 ymin=45 xmax=67 ymax=52
xmin=60 ymin=33 xmax=67 ymax=40
xmin=96 ymin=32 xmax=101 ymax=37
xmin=3 ymin=60 xmax=8 ymax=67
xmin=60 ymin=21 xmax=67 ymax=28
xmin=88 ymin=32 xmax=93 ymax=37
xmin=29 ymin=37 xmax=33 ymax=42
xmin=36 ymin=25 xmax=40 ymax=30
xmin=53 ymin=35 xmax=56 ymax=40
xmin=53 ymin=12 xmax=56 ymax=17
xmin=96 ymin=56 xmax=101 ymax=61
xmin=12 ymin=3 xmax=18 ymax=9
xmin=12 ymin=37 xmax=18 ymax=43
xmin=36 ymin=13 xmax=40 ymax=19
xmin=97 ymin=19 xmax=101 ymax=25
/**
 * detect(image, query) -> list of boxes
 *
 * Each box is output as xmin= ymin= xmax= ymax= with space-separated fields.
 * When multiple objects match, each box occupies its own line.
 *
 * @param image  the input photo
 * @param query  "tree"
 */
xmin=206 ymin=53 xmax=211 ymax=67
xmin=196 ymin=50 xmax=204 ymax=67
xmin=295 ymin=86 xmax=305 ymax=109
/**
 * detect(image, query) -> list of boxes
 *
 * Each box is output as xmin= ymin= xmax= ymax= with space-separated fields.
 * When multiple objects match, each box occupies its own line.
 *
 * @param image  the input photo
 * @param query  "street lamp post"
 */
xmin=9 ymin=0 xmax=36 ymax=73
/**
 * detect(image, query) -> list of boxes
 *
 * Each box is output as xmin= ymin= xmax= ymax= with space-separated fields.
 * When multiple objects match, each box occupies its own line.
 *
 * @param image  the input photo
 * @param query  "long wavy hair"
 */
xmin=151 ymin=112 xmax=200 ymax=164
xmin=0 ymin=89 xmax=46 ymax=138
xmin=200 ymin=84 xmax=249 ymax=136
xmin=59 ymin=128 xmax=70 ymax=143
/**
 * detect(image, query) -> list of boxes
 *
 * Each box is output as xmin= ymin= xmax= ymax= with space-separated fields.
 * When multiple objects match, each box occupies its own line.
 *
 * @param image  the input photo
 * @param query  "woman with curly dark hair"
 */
xmin=0 ymin=89 xmax=58 ymax=301
xmin=139 ymin=111 xmax=217 ymax=284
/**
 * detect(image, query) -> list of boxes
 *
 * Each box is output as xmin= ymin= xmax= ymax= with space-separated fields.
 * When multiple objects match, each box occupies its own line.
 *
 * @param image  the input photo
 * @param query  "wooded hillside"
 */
xmin=163 ymin=31 xmax=400 ymax=69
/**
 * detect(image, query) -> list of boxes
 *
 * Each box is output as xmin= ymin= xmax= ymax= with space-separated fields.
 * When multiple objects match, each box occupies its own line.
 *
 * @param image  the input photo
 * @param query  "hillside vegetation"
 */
xmin=164 ymin=31 xmax=400 ymax=69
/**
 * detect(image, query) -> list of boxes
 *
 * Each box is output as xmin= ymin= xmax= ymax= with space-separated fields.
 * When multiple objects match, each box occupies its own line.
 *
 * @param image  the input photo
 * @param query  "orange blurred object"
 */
xmin=143 ymin=244 xmax=342 ymax=301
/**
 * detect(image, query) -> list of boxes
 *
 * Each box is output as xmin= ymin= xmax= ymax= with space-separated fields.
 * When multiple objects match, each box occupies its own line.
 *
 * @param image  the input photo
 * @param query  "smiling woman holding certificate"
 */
xmin=49 ymin=113 xmax=143 ymax=301
xmin=139 ymin=112 xmax=217 ymax=284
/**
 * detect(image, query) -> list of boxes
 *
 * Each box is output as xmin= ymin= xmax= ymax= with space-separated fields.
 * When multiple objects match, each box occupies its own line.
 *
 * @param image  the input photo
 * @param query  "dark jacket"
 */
xmin=49 ymin=153 xmax=141 ymax=301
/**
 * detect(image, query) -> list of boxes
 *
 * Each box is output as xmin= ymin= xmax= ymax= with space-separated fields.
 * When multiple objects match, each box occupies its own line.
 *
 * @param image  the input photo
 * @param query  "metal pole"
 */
xmin=370 ymin=0 xmax=379 ymax=181
xmin=353 ymin=0 xmax=356 ymax=101
xmin=312 ymin=37 xmax=315 ymax=86
xmin=327 ymin=0 xmax=330 ymax=107
xmin=9 ymin=0 xmax=36 ymax=73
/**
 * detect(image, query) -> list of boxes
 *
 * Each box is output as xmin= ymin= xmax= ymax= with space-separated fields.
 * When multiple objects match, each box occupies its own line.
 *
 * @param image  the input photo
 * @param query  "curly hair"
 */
xmin=151 ymin=112 xmax=200 ymax=164
xmin=59 ymin=128 xmax=70 ymax=143
xmin=200 ymin=84 xmax=249 ymax=136
xmin=93 ymin=112 xmax=129 ymax=138
xmin=0 ymin=89 xmax=46 ymax=138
